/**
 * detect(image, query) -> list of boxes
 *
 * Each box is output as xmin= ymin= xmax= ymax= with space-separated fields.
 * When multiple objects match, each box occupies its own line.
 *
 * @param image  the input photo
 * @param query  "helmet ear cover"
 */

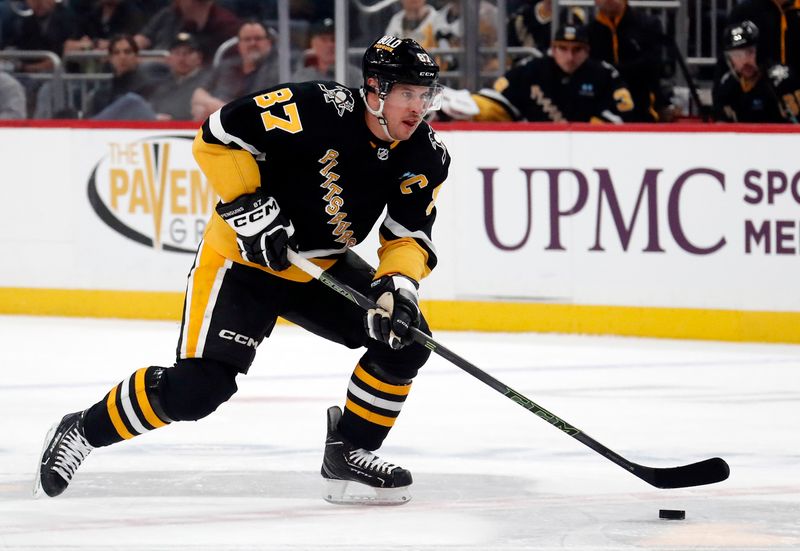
xmin=363 ymin=75 xmax=395 ymax=98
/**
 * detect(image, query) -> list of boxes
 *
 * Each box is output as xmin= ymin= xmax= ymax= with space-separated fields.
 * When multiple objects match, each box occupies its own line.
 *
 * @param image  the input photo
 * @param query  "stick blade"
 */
xmin=645 ymin=457 xmax=730 ymax=489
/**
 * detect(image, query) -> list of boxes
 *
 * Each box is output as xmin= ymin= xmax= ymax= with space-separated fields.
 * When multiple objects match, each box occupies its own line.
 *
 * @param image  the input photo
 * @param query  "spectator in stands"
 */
xmin=724 ymin=0 xmax=800 ymax=76
xmin=0 ymin=69 xmax=26 ymax=118
xmin=3 ymin=0 xmax=81 ymax=72
xmin=86 ymin=34 xmax=164 ymax=118
xmin=148 ymin=32 xmax=208 ymax=120
xmin=507 ymin=0 xmax=586 ymax=53
xmin=64 ymin=0 xmax=147 ymax=54
xmin=713 ymin=20 xmax=800 ymax=123
xmin=435 ymin=0 xmax=499 ymax=75
xmin=135 ymin=0 xmax=240 ymax=64
xmin=190 ymin=19 xmax=277 ymax=121
xmin=291 ymin=18 xmax=360 ymax=86
xmin=587 ymin=0 xmax=670 ymax=122
xmin=438 ymin=24 xmax=635 ymax=123
xmin=384 ymin=0 xmax=439 ymax=51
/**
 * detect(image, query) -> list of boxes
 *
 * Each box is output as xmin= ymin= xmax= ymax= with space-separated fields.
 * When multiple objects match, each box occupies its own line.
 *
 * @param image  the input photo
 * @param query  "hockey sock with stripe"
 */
xmin=339 ymin=362 xmax=411 ymax=451
xmin=82 ymin=366 xmax=172 ymax=447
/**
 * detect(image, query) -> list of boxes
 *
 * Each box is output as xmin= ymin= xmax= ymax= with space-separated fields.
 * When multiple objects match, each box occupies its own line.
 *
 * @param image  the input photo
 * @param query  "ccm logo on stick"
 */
xmin=219 ymin=330 xmax=259 ymax=349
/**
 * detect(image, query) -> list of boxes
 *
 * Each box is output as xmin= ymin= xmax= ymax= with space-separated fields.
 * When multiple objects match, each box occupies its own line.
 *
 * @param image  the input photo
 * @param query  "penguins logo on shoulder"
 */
xmin=428 ymin=127 xmax=447 ymax=164
xmin=318 ymin=84 xmax=355 ymax=117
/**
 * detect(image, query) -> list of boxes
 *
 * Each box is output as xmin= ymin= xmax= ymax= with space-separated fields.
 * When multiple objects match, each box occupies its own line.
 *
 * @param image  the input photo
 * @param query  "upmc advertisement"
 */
xmin=0 ymin=123 xmax=798 ymax=339
xmin=443 ymin=129 xmax=800 ymax=313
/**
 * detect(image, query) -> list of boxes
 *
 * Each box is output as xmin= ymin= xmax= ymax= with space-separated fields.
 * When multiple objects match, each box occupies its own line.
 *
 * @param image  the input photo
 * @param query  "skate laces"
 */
xmin=348 ymin=448 xmax=399 ymax=475
xmin=52 ymin=427 xmax=93 ymax=482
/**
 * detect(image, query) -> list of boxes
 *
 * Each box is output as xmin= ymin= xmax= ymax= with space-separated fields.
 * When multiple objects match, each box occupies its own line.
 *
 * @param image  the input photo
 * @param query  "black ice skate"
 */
xmin=33 ymin=411 xmax=93 ymax=498
xmin=321 ymin=405 xmax=412 ymax=505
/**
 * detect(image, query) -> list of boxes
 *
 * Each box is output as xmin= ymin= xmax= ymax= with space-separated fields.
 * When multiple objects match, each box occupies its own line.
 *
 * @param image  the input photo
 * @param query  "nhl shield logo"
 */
xmin=318 ymin=84 xmax=354 ymax=117
xmin=377 ymin=148 xmax=389 ymax=160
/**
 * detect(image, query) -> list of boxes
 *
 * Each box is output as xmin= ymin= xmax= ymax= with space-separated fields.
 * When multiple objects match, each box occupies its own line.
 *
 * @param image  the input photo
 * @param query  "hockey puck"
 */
xmin=659 ymin=509 xmax=685 ymax=520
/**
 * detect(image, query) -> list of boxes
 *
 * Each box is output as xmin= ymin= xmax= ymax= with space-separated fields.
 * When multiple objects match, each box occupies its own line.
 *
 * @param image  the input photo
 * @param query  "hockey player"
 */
xmin=34 ymin=35 xmax=450 ymax=505
xmin=713 ymin=20 xmax=800 ymax=123
xmin=439 ymin=24 xmax=634 ymax=123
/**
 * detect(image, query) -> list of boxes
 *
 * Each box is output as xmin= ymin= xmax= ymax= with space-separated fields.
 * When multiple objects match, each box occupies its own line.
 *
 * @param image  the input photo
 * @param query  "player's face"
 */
xmin=552 ymin=42 xmax=589 ymax=74
xmin=368 ymin=81 xmax=443 ymax=140
xmin=727 ymin=46 xmax=758 ymax=80
xmin=385 ymin=83 xmax=442 ymax=139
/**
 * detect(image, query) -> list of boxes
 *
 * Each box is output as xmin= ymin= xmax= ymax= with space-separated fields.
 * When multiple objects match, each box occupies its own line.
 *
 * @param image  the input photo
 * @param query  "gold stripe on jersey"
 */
xmin=344 ymin=398 xmax=398 ymax=428
xmin=182 ymin=242 xmax=229 ymax=358
xmin=375 ymin=235 xmax=430 ymax=281
xmin=106 ymin=384 xmax=135 ymax=440
xmin=473 ymin=93 xmax=515 ymax=122
xmin=192 ymin=132 xmax=260 ymax=202
xmin=354 ymin=364 xmax=412 ymax=396
xmin=134 ymin=368 xmax=169 ymax=428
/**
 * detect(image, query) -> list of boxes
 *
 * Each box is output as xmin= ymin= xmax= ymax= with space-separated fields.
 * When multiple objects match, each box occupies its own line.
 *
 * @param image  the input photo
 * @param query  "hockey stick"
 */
xmin=661 ymin=35 xmax=711 ymax=122
xmin=287 ymin=250 xmax=730 ymax=489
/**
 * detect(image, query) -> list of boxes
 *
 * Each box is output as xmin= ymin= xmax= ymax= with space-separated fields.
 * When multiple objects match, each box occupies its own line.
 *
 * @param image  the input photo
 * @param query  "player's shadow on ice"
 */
xmin=17 ymin=471 xmax=537 ymax=501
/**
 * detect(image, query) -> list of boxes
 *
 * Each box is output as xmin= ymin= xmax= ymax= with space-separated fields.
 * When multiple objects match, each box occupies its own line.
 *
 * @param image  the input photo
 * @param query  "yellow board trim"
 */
xmin=421 ymin=301 xmax=800 ymax=344
xmin=354 ymin=364 xmax=411 ymax=396
xmin=134 ymin=368 xmax=168 ymax=429
xmin=345 ymin=398 xmax=397 ymax=428
xmin=106 ymin=384 xmax=135 ymax=440
xmin=0 ymin=287 xmax=183 ymax=320
xmin=2 ymin=287 xmax=800 ymax=344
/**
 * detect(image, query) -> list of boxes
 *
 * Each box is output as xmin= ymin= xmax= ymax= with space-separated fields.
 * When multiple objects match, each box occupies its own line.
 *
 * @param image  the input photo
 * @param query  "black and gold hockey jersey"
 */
xmin=193 ymin=81 xmax=450 ymax=283
xmin=713 ymin=63 xmax=800 ymax=123
xmin=472 ymin=56 xmax=634 ymax=123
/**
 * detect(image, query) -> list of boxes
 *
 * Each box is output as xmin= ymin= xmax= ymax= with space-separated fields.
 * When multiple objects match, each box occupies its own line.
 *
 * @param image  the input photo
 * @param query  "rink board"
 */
xmin=1 ymin=121 xmax=799 ymax=342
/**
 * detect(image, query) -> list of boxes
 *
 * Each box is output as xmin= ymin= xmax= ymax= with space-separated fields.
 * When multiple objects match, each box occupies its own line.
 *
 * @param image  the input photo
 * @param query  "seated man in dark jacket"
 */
xmin=438 ymin=24 xmax=635 ymax=123
xmin=189 ymin=20 xmax=278 ymax=121
xmin=148 ymin=32 xmax=210 ymax=120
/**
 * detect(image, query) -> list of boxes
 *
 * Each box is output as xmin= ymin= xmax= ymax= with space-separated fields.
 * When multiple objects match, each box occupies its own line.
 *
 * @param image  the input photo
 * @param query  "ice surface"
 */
xmin=1 ymin=315 xmax=798 ymax=550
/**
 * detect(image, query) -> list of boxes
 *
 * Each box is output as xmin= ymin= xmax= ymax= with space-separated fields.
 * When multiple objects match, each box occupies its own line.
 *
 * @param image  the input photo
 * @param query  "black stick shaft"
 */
xmin=287 ymin=251 xmax=730 ymax=489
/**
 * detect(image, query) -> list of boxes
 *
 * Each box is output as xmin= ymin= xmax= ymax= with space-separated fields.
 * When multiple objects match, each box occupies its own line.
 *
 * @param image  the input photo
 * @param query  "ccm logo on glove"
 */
xmin=225 ymin=197 xmax=279 ymax=234
xmin=217 ymin=191 xmax=296 ymax=271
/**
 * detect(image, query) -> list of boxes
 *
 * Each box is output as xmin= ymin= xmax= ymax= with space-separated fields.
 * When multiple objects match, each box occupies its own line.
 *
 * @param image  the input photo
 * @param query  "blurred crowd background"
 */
xmin=0 ymin=0 xmax=798 ymax=123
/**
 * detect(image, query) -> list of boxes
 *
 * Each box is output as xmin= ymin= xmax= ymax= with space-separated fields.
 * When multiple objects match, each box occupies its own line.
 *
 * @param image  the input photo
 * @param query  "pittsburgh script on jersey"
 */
xmin=318 ymin=149 xmax=357 ymax=248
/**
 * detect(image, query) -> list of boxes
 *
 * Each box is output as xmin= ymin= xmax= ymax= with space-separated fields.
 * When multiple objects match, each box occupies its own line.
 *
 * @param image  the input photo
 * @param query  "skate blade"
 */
xmin=322 ymin=479 xmax=412 ymax=506
xmin=32 ymin=421 xmax=59 ymax=498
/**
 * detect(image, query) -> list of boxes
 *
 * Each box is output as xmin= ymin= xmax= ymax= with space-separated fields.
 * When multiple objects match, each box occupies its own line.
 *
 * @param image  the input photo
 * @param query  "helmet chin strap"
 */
xmin=360 ymin=87 xmax=396 ymax=141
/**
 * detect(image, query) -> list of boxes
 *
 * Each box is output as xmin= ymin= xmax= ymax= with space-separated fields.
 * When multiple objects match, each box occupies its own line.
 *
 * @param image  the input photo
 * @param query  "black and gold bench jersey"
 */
xmin=713 ymin=63 xmax=800 ymax=123
xmin=193 ymin=80 xmax=450 ymax=283
xmin=472 ymin=56 xmax=634 ymax=123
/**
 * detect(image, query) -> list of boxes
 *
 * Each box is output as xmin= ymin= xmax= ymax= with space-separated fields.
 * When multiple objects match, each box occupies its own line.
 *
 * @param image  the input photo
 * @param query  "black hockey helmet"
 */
xmin=723 ymin=20 xmax=759 ymax=51
xmin=362 ymin=35 xmax=440 ymax=97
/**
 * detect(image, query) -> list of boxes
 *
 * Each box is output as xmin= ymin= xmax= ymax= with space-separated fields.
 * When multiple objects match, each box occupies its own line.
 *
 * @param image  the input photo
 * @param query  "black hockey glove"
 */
xmin=216 ymin=190 xmax=296 ymax=271
xmin=364 ymin=274 xmax=421 ymax=350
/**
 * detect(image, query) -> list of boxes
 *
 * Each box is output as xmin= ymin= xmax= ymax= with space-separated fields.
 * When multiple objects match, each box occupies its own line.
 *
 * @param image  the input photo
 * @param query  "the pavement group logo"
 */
xmin=87 ymin=135 xmax=217 ymax=253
